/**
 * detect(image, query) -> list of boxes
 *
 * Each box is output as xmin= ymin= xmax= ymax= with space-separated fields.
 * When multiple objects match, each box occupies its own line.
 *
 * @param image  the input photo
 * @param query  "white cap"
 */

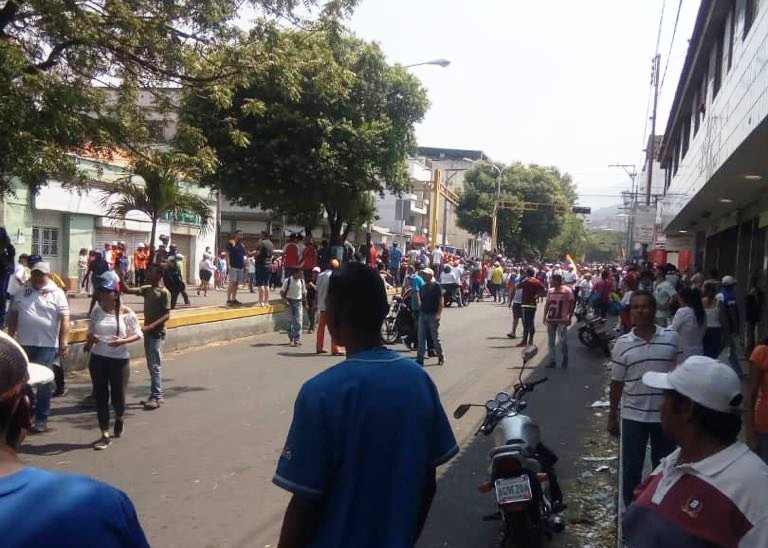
xmin=643 ymin=356 xmax=743 ymax=414
xmin=312 ymin=266 xmax=321 ymax=273
xmin=421 ymin=267 xmax=434 ymax=277
xmin=31 ymin=262 xmax=50 ymax=274
xmin=175 ymin=253 xmax=184 ymax=259
xmin=137 ymin=243 xmax=145 ymax=249
xmin=721 ymin=275 xmax=736 ymax=286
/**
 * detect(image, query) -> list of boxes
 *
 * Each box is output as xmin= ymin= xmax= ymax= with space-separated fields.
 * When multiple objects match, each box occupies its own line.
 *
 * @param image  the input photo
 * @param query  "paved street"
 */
xmin=20 ymin=299 xmax=607 ymax=548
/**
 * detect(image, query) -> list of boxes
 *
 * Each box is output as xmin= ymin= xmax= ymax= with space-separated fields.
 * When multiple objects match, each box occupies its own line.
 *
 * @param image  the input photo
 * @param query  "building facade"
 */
xmin=659 ymin=0 xmax=768 ymax=335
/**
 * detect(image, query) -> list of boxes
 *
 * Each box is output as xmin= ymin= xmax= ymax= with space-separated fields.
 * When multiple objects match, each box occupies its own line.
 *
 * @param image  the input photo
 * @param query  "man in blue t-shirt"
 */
xmin=273 ymin=263 xmax=458 ymax=548
xmin=0 ymin=331 xmax=150 ymax=547
xmin=388 ymin=242 xmax=403 ymax=285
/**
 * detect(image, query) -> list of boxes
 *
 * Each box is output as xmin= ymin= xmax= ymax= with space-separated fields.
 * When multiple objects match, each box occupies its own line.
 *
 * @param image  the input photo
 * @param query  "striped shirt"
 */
xmin=623 ymin=443 xmax=768 ymax=547
xmin=611 ymin=327 xmax=680 ymax=423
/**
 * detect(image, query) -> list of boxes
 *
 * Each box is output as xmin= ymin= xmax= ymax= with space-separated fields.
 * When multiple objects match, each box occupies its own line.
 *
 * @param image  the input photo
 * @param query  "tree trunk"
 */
xmin=327 ymin=208 xmax=342 ymax=246
xmin=149 ymin=216 xmax=158 ymax=265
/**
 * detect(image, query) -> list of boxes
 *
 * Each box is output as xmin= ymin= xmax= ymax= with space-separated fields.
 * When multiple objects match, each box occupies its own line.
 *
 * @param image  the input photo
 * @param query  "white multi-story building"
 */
xmin=659 ymin=0 xmax=768 ymax=330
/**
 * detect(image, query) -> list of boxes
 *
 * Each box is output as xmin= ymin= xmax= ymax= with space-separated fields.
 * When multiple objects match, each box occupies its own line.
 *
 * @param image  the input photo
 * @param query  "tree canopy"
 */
xmin=180 ymin=29 xmax=429 ymax=243
xmin=456 ymin=162 xmax=577 ymax=257
xmin=0 ymin=0 xmax=358 ymax=194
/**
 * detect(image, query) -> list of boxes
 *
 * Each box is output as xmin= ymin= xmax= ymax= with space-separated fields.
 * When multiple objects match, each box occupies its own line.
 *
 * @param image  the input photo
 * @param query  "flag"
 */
xmin=565 ymin=253 xmax=579 ymax=271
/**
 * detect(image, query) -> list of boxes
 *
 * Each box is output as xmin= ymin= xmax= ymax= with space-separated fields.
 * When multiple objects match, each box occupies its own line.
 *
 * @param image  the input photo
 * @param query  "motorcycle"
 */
xmin=454 ymin=345 xmax=565 ymax=548
xmin=576 ymin=313 xmax=616 ymax=357
xmin=381 ymin=292 xmax=417 ymax=349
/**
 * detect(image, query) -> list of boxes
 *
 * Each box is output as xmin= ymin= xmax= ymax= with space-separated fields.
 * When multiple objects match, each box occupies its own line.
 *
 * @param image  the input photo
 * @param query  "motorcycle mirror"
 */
xmin=453 ymin=404 xmax=472 ymax=419
xmin=485 ymin=399 xmax=499 ymax=412
xmin=495 ymin=392 xmax=510 ymax=403
xmin=522 ymin=345 xmax=538 ymax=364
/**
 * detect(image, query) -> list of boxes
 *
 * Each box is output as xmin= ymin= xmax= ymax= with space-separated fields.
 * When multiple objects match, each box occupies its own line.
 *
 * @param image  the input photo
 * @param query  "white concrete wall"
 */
xmin=663 ymin=1 xmax=768 ymax=227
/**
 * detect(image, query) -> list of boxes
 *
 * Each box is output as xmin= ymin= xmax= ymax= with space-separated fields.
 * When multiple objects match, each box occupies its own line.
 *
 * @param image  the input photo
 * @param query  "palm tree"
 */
xmin=100 ymin=154 xmax=213 ymax=263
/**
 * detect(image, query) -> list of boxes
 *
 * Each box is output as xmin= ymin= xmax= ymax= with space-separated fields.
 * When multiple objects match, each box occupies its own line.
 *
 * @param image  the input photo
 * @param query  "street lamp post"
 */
xmin=464 ymin=158 xmax=505 ymax=252
xmin=403 ymin=59 xmax=451 ymax=69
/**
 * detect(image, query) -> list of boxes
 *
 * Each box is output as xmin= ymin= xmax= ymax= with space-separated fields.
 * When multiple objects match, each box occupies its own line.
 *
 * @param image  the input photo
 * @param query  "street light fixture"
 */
xmin=403 ymin=59 xmax=451 ymax=68
xmin=464 ymin=158 xmax=506 ymax=252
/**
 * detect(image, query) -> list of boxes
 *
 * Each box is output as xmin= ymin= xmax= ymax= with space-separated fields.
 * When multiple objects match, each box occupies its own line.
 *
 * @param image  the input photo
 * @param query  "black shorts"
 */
xmin=254 ymin=265 xmax=271 ymax=286
xmin=512 ymin=302 xmax=522 ymax=319
xmin=199 ymin=270 xmax=212 ymax=282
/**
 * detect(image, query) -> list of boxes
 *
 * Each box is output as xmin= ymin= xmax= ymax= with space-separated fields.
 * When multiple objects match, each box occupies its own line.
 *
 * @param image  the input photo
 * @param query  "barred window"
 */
xmin=32 ymin=226 xmax=59 ymax=257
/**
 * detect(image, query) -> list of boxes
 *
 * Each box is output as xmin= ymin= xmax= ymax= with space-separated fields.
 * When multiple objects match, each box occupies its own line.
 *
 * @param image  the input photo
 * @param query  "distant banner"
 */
xmin=633 ymin=205 xmax=657 ymax=244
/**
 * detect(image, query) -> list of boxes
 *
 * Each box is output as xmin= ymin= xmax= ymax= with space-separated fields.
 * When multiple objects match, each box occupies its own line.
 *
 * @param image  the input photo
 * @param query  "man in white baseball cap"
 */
xmin=622 ymin=356 xmax=768 ymax=547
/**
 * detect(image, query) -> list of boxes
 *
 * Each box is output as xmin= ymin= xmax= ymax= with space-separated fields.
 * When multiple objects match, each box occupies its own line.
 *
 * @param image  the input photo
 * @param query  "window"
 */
xmin=31 ymin=227 xmax=59 ymax=257
xmin=745 ymin=0 xmax=756 ymax=38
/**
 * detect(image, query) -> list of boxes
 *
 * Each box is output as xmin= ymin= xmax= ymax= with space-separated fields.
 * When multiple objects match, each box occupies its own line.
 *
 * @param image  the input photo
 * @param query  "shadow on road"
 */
xmin=21 ymin=441 xmax=94 ymax=456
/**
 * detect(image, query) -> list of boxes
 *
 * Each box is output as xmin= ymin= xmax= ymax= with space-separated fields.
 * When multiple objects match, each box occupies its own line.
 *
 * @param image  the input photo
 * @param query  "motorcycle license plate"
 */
xmin=494 ymin=476 xmax=533 ymax=504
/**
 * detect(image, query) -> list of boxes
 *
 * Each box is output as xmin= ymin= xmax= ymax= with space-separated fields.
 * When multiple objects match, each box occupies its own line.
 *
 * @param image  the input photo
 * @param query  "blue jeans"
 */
xmin=417 ymin=313 xmax=444 ymax=362
xmin=621 ymin=419 xmax=675 ymax=508
xmin=22 ymin=346 xmax=58 ymax=423
xmin=288 ymin=299 xmax=303 ymax=341
xmin=726 ymin=336 xmax=743 ymax=377
xmin=546 ymin=323 xmax=568 ymax=366
xmin=144 ymin=335 xmax=165 ymax=399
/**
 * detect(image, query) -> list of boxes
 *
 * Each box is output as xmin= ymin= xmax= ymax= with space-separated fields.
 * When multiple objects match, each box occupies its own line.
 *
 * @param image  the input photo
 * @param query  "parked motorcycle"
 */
xmin=577 ymin=314 xmax=616 ymax=357
xmin=381 ymin=292 xmax=417 ymax=349
xmin=454 ymin=345 xmax=565 ymax=548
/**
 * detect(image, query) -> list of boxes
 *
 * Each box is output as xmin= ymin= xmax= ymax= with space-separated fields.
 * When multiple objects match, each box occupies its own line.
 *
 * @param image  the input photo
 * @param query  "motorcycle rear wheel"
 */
xmin=503 ymin=511 xmax=543 ymax=548
xmin=381 ymin=318 xmax=399 ymax=345
xmin=578 ymin=327 xmax=598 ymax=349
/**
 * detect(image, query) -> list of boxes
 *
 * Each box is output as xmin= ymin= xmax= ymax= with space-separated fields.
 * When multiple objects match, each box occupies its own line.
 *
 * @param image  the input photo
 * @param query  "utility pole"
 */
xmin=430 ymin=169 xmax=442 ymax=248
xmin=647 ymin=54 xmax=660 ymax=206
xmin=609 ymin=164 xmax=638 ymax=262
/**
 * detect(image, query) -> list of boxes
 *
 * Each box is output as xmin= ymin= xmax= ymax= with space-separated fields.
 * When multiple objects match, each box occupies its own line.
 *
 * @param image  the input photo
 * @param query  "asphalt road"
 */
xmin=20 ymin=298 xmax=607 ymax=548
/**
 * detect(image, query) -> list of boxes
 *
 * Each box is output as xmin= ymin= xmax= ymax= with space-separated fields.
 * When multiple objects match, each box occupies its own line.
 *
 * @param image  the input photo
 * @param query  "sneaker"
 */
xmin=506 ymin=333 xmax=517 ymax=339
xmin=316 ymin=349 xmax=328 ymax=354
xmin=52 ymin=386 xmax=68 ymax=397
xmin=114 ymin=418 xmax=125 ymax=438
xmin=233 ymin=299 xmax=243 ymax=305
xmin=226 ymin=299 xmax=234 ymax=305
xmin=30 ymin=421 xmax=48 ymax=434
xmin=93 ymin=436 xmax=112 ymax=450
xmin=515 ymin=342 xmax=527 ymax=348
xmin=143 ymin=399 xmax=162 ymax=411
xmin=438 ymin=356 xmax=445 ymax=366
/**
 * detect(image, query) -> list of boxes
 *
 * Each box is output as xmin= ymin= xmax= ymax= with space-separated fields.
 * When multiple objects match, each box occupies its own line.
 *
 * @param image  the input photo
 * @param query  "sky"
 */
xmin=344 ymin=0 xmax=701 ymax=210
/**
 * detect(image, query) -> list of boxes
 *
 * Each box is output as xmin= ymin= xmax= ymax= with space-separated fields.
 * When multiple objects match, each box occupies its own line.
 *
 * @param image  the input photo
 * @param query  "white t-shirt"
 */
xmin=11 ymin=281 xmax=70 ymax=348
xmin=281 ymin=276 xmax=306 ymax=300
xmin=7 ymin=263 xmax=28 ymax=296
xmin=440 ymin=271 xmax=458 ymax=285
xmin=578 ymin=279 xmax=593 ymax=299
xmin=563 ymin=271 xmax=578 ymax=285
xmin=246 ymin=256 xmax=256 ymax=274
xmin=670 ymin=306 xmax=707 ymax=363
xmin=432 ymin=249 xmax=443 ymax=264
xmin=199 ymin=258 xmax=215 ymax=273
xmin=88 ymin=305 xmax=143 ymax=359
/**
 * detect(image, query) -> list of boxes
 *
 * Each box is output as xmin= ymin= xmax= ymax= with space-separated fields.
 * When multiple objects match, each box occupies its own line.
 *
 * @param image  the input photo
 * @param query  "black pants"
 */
xmin=89 ymin=354 xmax=129 ymax=432
xmin=522 ymin=306 xmax=537 ymax=344
xmin=135 ymin=268 xmax=146 ymax=287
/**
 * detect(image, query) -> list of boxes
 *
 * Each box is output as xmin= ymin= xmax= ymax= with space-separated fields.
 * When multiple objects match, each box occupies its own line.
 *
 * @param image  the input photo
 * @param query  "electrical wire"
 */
xmin=638 ymin=0 xmax=669 ymax=172
xmin=660 ymin=0 xmax=684 ymax=93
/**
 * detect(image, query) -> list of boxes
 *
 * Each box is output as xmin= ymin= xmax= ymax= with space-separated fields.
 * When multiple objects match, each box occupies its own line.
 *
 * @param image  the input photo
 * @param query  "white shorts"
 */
xmin=230 ymin=268 xmax=245 ymax=283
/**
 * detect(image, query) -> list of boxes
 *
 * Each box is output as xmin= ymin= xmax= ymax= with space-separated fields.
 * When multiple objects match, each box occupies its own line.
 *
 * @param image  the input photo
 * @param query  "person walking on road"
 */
xmin=516 ymin=268 xmax=546 ymax=348
xmin=254 ymin=232 xmax=274 ymax=307
xmin=415 ymin=267 xmax=445 ymax=366
xmin=84 ymin=278 xmax=142 ymax=450
xmin=273 ymin=262 xmax=458 ymax=548
xmin=227 ymin=230 xmax=248 ymax=305
xmin=609 ymin=290 xmax=678 ymax=509
xmin=7 ymin=261 xmax=69 ymax=434
xmin=507 ymin=269 xmax=523 ymax=338
xmin=316 ymin=259 xmax=343 ymax=355
xmin=624 ymin=356 xmax=768 ymax=546
xmin=125 ymin=265 xmax=171 ymax=411
xmin=281 ymin=269 xmax=307 ymax=347
xmin=490 ymin=262 xmax=504 ymax=302
xmin=389 ymin=242 xmax=403 ymax=286
xmin=0 ymin=331 xmax=150 ymax=547
xmin=544 ymin=274 xmax=575 ymax=368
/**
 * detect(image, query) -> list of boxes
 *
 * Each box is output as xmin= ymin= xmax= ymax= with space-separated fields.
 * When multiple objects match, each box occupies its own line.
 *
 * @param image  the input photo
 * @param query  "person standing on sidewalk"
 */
xmin=516 ymin=268 xmax=546 ymax=348
xmin=84 ymin=279 xmax=142 ymax=450
xmin=609 ymin=289 xmax=678 ymax=509
xmin=0 ymin=332 xmax=151 ymax=547
xmin=7 ymin=261 xmax=70 ymax=434
xmin=198 ymin=251 xmax=214 ymax=297
xmin=625 ymin=357 xmax=768 ymax=546
xmin=132 ymin=243 xmax=149 ymax=287
xmin=316 ymin=259 xmax=343 ymax=355
xmin=281 ymin=269 xmax=307 ymax=347
xmin=306 ymin=267 xmax=319 ymax=334
xmin=227 ymin=230 xmax=247 ymax=305
xmin=388 ymin=242 xmax=403 ymax=286
xmin=77 ymin=248 xmax=89 ymax=294
xmin=544 ymin=273 xmax=574 ymax=368
xmin=125 ymin=264 xmax=171 ymax=411
xmin=254 ymin=232 xmax=274 ymax=307
xmin=283 ymin=234 xmax=300 ymax=277
xmin=273 ymin=262 xmax=458 ymax=548
xmin=415 ymin=268 xmax=444 ymax=366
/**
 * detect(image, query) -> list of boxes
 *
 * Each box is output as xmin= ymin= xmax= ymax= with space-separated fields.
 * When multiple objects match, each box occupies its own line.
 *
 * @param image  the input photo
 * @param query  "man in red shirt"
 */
xmin=283 ymin=234 xmax=300 ymax=277
xmin=544 ymin=273 xmax=575 ymax=368
xmin=517 ymin=267 xmax=547 ymax=348
xmin=301 ymin=240 xmax=317 ymax=282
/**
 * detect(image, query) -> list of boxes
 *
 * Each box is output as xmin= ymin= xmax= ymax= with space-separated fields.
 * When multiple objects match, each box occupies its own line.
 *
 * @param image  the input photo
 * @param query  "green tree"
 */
xmin=0 ymin=0 xmax=358 ymax=195
xmin=99 ymin=151 xmax=214 ymax=262
xmin=457 ymin=162 xmax=576 ymax=257
xmin=180 ymin=29 xmax=429 ymax=244
xmin=544 ymin=214 xmax=589 ymax=259
xmin=584 ymin=229 xmax=623 ymax=263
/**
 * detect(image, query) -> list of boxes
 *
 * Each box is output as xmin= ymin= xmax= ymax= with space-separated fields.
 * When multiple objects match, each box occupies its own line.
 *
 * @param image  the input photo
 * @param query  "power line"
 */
xmin=638 ymin=0 xmax=669 ymax=171
xmin=660 ymin=0 xmax=684 ymax=93
xmin=654 ymin=0 xmax=668 ymax=56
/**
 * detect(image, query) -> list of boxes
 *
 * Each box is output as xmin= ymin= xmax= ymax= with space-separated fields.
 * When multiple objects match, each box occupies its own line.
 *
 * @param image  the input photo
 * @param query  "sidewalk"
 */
xmin=67 ymin=284 xmax=280 ymax=320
